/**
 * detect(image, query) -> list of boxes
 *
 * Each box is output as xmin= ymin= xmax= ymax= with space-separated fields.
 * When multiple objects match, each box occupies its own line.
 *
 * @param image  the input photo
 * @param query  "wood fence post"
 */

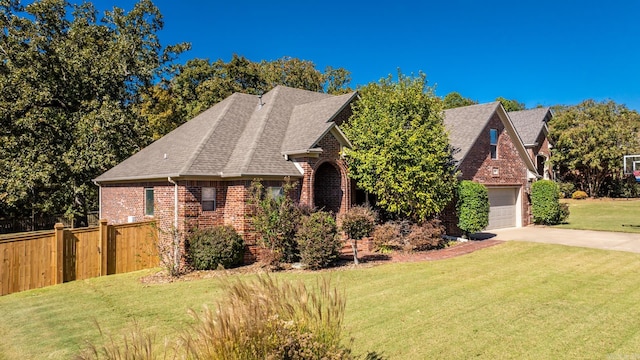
xmin=99 ymin=219 xmax=108 ymax=276
xmin=54 ymin=223 xmax=64 ymax=284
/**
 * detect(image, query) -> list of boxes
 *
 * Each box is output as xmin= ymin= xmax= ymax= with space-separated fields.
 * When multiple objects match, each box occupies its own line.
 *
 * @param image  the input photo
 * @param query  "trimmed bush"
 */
xmin=531 ymin=180 xmax=569 ymax=225
xmin=187 ymin=226 xmax=245 ymax=270
xmin=403 ymin=219 xmax=445 ymax=252
xmin=456 ymin=180 xmax=489 ymax=238
xmin=371 ymin=222 xmax=402 ymax=252
xmin=296 ymin=211 xmax=341 ymax=270
xmin=572 ymin=190 xmax=588 ymax=200
xmin=340 ymin=206 xmax=377 ymax=241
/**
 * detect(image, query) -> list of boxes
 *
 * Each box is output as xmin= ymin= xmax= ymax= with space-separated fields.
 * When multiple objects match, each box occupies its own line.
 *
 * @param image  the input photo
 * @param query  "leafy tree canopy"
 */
xmin=550 ymin=99 xmax=640 ymax=196
xmin=140 ymin=55 xmax=352 ymax=139
xmin=442 ymin=91 xmax=477 ymax=109
xmin=342 ymin=72 xmax=457 ymax=223
xmin=0 ymin=0 xmax=187 ymax=219
xmin=496 ymin=96 xmax=526 ymax=112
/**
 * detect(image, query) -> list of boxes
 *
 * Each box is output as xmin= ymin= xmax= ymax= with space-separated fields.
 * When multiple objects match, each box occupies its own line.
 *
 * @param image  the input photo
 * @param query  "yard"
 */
xmin=2 ymin=241 xmax=640 ymax=359
xmin=557 ymin=198 xmax=640 ymax=233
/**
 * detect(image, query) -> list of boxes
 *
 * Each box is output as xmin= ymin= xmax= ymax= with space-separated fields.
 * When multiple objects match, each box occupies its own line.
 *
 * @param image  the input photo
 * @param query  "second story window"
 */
xmin=490 ymin=128 xmax=498 ymax=159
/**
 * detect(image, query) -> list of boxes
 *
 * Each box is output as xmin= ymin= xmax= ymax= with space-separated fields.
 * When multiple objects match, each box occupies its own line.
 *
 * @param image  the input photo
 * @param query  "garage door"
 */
xmin=487 ymin=187 xmax=518 ymax=230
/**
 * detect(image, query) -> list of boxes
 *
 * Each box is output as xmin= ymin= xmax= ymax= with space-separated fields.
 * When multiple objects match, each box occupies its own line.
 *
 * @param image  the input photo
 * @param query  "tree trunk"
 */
xmin=351 ymin=239 xmax=359 ymax=265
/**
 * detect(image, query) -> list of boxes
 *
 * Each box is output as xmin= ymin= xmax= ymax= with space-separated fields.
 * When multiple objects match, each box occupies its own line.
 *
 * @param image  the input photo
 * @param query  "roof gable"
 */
xmin=508 ymin=107 xmax=552 ymax=146
xmin=443 ymin=102 xmax=537 ymax=174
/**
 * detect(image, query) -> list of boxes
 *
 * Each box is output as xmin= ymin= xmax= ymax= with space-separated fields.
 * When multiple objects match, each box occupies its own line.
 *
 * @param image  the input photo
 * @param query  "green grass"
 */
xmin=3 ymin=242 xmax=640 ymax=359
xmin=556 ymin=198 xmax=640 ymax=232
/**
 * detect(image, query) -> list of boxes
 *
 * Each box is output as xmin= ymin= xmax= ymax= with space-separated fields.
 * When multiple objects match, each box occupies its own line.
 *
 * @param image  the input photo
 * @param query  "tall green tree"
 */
xmin=550 ymin=99 xmax=640 ymax=196
xmin=442 ymin=91 xmax=477 ymax=109
xmin=141 ymin=55 xmax=352 ymax=139
xmin=0 ymin=0 xmax=187 ymax=221
xmin=342 ymin=72 xmax=457 ymax=223
xmin=496 ymin=96 xmax=526 ymax=111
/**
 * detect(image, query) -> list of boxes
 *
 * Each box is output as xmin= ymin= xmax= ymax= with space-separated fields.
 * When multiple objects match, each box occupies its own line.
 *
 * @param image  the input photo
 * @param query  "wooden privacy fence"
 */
xmin=0 ymin=220 xmax=158 ymax=296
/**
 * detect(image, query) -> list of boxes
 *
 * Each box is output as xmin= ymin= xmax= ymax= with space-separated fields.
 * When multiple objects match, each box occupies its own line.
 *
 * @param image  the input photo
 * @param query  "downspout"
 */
xmin=167 ymin=177 xmax=178 ymax=229
xmin=92 ymin=180 xmax=101 ymax=219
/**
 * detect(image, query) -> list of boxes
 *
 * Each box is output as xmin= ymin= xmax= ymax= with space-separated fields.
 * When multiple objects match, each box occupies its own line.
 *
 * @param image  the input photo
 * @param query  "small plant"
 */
xmin=558 ymin=182 xmax=576 ymax=198
xmin=571 ymin=190 xmax=588 ymax=200
xmin=403 ymin=219 xmax=445 ymax=252
xmin=153 ymin=224 xmax=184 ymax=277
xmin=187 ymin=226 xmax=245 ymax=270
xmin=371 ymin=222 xmax=402 ymax=252
xmin=296 ymin=211 xmax=341 ymax=270
xmin=340 ymin=206 xmax=377 ymax=265
xmin=456 ymin=180 xmax=489 ymax=239
xmin=249 ymin=179 xmax=302 ymax=264
xmin=531 ymin=180 xmax=569 ymax=225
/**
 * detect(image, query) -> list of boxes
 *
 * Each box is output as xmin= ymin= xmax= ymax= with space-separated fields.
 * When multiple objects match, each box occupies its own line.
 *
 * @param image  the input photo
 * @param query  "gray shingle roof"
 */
xmin=96 ymin=86 xmax=356 ymax=182
xmin=508 ymin=107 xmax=552 ymax=146
xmin=443 ymin=102 xmax=502 ymax=163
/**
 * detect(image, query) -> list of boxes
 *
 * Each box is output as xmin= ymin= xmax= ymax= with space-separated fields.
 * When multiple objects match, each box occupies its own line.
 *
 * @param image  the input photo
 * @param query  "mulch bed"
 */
xmin=140 ymin=240 xmax=503 ymax=285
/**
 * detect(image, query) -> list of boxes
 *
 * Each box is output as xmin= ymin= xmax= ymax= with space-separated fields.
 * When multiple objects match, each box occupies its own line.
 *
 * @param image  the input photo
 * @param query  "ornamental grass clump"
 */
xmin=182 ymin=275 xmax=352 ymax=359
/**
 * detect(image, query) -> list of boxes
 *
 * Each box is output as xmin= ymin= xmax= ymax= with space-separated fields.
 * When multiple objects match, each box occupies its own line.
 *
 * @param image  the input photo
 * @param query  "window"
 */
xmin=267 ymin=186 xmax=284 ymax=199
xmin=490 ymin=128 xmax=498 ymax=159
xmin=202 ymin=187 xmax=216 ymax=211
xmin=144 ymin=188 xmax=154 ymax=216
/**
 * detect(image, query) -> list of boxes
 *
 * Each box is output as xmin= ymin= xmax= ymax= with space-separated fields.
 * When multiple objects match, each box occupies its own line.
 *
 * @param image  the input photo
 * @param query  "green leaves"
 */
xmin=456 ymin=180 xmax=489 ymax=236
xmin=0 ymin=0 xmax=183 ymax=218
xmin=342 ymin=72 xmax=457 ymax=222
xmin=550 ymin=100 xmax=640 ymax=196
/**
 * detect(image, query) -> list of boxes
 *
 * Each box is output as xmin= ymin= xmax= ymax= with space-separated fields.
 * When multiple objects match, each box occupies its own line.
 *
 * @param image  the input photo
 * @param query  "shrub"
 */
xmin=456 ymin=180 xmax=489 ymax=238
xmin=572 ymin=190 xmax=588 ymax=200
xmin=296 ymin=211 xmax=341 ymax=270
xmin=531 ymin=180 xmax=569 ymax=225
xmin=403 ymin=219 xmax=445 ymax=252
xmin=371 ymin=222 xmax=402 ymax=252
xmin=558 ymin=182 xmax=576 ymax=198
xmin=187 ymin=226 xmax=245 ymax=270
xmin=249 ymin=179 xmax=302 ymax=264
xmin=340 ymin=206 xmax=377 ymax=241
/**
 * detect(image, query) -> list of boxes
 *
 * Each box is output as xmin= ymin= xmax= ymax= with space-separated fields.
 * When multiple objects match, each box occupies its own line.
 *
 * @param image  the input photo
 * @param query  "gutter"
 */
xmin=167 ymin=177 xmax=178 ymax=229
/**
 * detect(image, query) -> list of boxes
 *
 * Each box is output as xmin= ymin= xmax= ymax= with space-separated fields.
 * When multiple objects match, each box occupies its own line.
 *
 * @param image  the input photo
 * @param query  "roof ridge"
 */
xmin=235 ymin=86 xmax=282 ymax=175
xmin=179 ymin=94 xmax=237 ymax=175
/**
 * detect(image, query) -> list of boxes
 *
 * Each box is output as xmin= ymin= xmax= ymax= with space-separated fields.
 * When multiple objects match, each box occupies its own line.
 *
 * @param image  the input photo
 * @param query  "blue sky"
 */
xmin=109 ymin=0 xmax=640 ymax=110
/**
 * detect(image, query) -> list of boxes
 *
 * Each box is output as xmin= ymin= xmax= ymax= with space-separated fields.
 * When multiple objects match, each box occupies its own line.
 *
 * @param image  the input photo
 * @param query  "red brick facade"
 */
xmin=443 ymin=112 xmax=533 ymax=235
xmin=100 ymin=132 xmax=352 ymax=263
xmin=527 ymin=132 xmax=552 ymax=180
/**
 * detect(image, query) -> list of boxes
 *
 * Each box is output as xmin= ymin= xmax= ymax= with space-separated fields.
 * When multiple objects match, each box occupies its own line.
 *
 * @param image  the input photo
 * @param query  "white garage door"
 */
xmin=487 ymin=187 xmax=518 ymax=230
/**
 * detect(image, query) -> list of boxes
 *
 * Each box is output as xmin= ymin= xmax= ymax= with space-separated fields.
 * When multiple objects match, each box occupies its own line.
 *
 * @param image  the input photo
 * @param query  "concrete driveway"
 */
xmin=481 ymin=226 xmax=640 ymax=254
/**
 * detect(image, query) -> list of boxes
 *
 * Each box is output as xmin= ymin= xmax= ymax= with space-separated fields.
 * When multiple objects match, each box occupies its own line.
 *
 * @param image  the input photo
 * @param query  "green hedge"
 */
xmin=456 ymin=180 xmax=489 ymax=237
xmin=531 ymin=180 xmax=568 ymax=225
xmin=187 ymin=226 xmax=245 ymax=270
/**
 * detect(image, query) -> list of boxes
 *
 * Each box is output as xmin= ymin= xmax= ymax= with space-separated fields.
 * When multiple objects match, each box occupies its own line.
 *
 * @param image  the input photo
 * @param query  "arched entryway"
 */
xmin=536 ymin=154 xmax=547 ymax=179
xmin=313 ymin=162 xmax=343 ymax=214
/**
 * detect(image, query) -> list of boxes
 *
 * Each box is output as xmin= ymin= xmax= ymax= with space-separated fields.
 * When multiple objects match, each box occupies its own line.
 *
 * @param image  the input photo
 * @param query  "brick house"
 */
xmin=443 ymin=102 xmax=541 ymax=232
xmin=508 ymin=107 xmax=554 ymax=180
xmin=95 ymin=86 xmax=357 ymax=262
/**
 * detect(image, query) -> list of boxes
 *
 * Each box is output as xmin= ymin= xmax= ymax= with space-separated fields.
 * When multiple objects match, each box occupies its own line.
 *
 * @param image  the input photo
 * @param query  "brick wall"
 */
xmin=297 ymin=132 xmax=352 ymax=216
xmin=443 ymin=112 xmax=532 ymax=234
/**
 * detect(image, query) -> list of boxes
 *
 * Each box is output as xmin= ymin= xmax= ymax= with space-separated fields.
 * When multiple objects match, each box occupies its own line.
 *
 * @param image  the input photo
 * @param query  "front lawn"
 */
xmin=556 ymin=198 xmax=640 ymax=232
xmin=2 ymin=242 xmax=640 ymax=359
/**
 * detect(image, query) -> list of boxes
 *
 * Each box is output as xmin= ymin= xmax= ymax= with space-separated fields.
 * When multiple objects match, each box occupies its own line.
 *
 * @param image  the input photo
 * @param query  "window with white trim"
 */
xmin=202 ymin=187 xmax=216 ymax=211
xmin=490 ymin=128 xmax=498 ymax=159
xmin=144 ymin=188 xmax=154 ymax=216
